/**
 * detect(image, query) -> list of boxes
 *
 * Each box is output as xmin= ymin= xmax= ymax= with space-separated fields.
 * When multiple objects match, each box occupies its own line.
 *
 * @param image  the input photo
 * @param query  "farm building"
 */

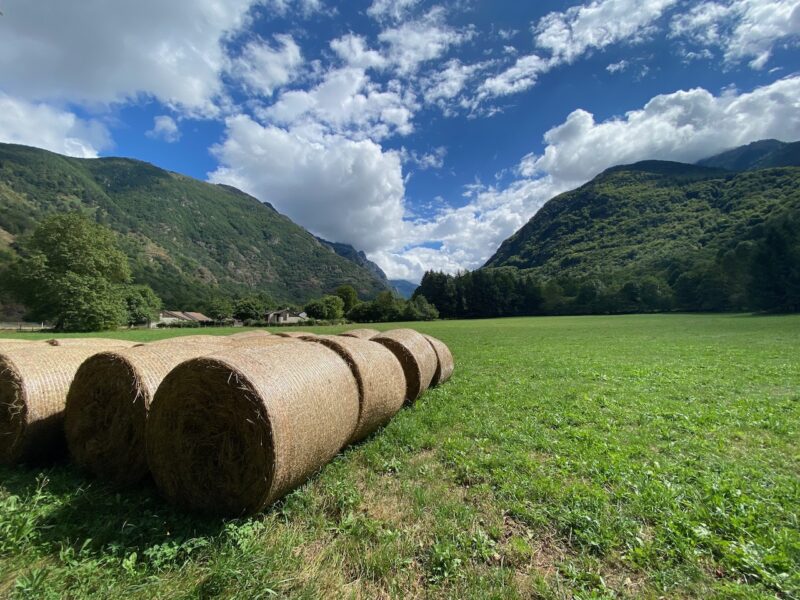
xmin=152 ymin=311 xmax=214 ymax=328
xmin=266 ymin=308 xmax=308 ymax=325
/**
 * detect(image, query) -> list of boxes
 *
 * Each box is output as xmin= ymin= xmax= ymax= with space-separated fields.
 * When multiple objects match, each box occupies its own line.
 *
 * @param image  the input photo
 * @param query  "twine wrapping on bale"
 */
xmin=232 ymin=336 xmax=293 ymax=348
xmin=423 ymin=334 xmax=455 ymax=386
xmin=46 ymin=338 xmax=138 ymax=348
xmin=228 ymin=331 xmax=273 ymax=340
xmin=64 ymin=338 xmax=232 ymax=485
xmin=306 ymin=335 xmax=405 ymax=445
xmin=274 ymin=331 xmax=317 ymax=339
xmin=0 ymin=339 xmax=42 ymax=348
xmin=339 ymin=328 xmax=380 ymax=340
xmin=146 ymin=342 xmax=359 ymax=516
xmin=372 ymin=329 xmax=437 ymax=405
xmin=0 ymin=345 xmax=127 ymax=464
xmin=146 ymin=335 xmax=234 ymax=347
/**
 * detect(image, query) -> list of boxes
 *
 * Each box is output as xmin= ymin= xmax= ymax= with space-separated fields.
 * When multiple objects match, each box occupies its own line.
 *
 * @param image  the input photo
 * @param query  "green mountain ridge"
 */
xmin=0 ymin=143 xmax=389 ymax=310
xmin=314 ymin=236 xmax=390 ymax=285
xmin=697 ymin=139 xmax=800 ymax=171
xmin=389 ymin=279 xmax=418 ymax=299
xmin=484 ymin=157 xmax=800 ymax=281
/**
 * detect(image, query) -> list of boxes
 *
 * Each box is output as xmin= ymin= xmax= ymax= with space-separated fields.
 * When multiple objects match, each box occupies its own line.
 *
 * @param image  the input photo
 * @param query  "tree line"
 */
xmin=415 ymin=209 xmax=800 ymax=317
xmin=0 ymin=213 xmax=438 ymax=331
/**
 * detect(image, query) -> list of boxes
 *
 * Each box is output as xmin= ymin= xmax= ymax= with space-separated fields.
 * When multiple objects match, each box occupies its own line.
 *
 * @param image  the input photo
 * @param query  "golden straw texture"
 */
xmin=232 ymin=337 xmax=293 ymax=349
xmin=0 ymin=339 xmax=42 ymax=344
xmin=146 ymin=335 xmax=234 ymax=347
xmin=338 ymin=328 xmax=380 ymax=340
xmin=0 ymin=345 xmax=127 ymax=464
xmin=146 ymin=342 xmax=359 ymax=515
xmin=307 ymin=335 xmax=405 ymax=444
xmin=64 ymin=338 xmax=232 ymax=485
xmin=45 ymin=338 xmax=138 ymax=348
xmin=372 ymin=329 xmax=437 ymax=404
xmin=274 ymin=331 xmax=317 ymax=338
xmin=422 ymin=334 xmax=455 ymax=386
xmin=228 ymin=330 xmax=273 ymax=340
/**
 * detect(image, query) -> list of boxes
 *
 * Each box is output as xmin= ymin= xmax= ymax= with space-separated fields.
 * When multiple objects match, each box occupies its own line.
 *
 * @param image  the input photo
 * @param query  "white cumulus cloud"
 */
xmin=534 ymin=0 xmax=679 ymax=64
xmin=146 ymin=115 xmax=181 ymax=143
xmin=470 ymin=0 xmax=677 ymax=109
xmin=670 ymin=0 xmax=800 ymax=69
xmin=330 ymin=34 xmax=388 ymax=70
xmin=379 ymin=7 xmax=474 ymax=75
xmin=375 ymin=76 xmax=800 ymax=281
xmin=208 ymin=114 xmax=408 ymax=254
xmin=262 ymin=0 xmax=326 ymax=17
xmin=0 ymin=94 xmax=112 ymax=158
xmin=261 ymin=67 xmax=416 ymax=140
xmin=0 ymin=0 xmax=259 ymax=116
xmin=367 ymin=0 xmax=422 ymax=23
xmin=229 ymin=34 xmax=304 ymax=97
xmin=475 ymin=54 xmax=549 ymax=101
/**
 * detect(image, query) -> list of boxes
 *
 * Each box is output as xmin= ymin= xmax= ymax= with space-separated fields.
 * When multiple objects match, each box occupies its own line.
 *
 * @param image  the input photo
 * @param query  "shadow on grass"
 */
xmin=0 ymin=462 xmax=229 ymax=568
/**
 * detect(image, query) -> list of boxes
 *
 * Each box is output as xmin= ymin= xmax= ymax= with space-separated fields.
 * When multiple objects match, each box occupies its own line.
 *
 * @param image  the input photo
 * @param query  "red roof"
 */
xmin=162 ymin=310 xmax=212 ymax=322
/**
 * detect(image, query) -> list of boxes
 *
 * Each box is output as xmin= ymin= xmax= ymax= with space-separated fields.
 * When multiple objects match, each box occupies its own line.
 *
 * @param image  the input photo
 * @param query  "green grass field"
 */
xmin=1 ymin=314 xmax=798 ymax=599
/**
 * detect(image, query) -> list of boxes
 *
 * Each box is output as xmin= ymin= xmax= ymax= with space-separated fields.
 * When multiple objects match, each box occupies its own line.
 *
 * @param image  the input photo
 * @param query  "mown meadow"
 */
xmin=1 ymin=314 xmax=798 ymax=599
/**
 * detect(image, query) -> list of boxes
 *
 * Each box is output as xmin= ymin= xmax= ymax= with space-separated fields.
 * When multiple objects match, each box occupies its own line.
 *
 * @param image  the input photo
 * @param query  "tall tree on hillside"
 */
xmin=5 ymin=213 xmax=152 ymax=331
xmin=750 ymin=211 xmax=800 ymax=312
xmin=124 ymin=284 xmax=162 ymax=326
xmin=334 ymin=285 xmax=359 ymax=313
xmin=305 ymin=295 xmax=345 ymax=320
xmin=233 ymin=295 xmax=267 ymax=321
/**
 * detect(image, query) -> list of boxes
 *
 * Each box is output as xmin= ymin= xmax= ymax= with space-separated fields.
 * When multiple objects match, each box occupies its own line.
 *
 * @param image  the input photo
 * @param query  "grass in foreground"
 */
xmin=1 ymin=314 xmax=798 ymax=599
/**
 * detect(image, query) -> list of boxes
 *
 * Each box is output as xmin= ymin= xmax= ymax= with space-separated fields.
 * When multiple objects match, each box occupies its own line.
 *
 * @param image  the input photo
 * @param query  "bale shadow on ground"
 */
xmin=0 ymin=462 xmax=228 ymax=568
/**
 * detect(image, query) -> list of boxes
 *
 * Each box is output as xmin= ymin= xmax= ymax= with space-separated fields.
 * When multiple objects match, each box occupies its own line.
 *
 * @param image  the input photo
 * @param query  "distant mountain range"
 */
xmin=477 ymin=139 xmax=799 ymax=312
xmin=389 ymin=279 xmax=418 ymax=299
xmin=696 ymin=139 xmax=800 ymax=171
xmin=485 ymin=140 xmax=800 ymax=278
xmin=0 ymin=143 xmax=389 ymax=310
xmin=314 ymin=237 xmax=417 ymax=298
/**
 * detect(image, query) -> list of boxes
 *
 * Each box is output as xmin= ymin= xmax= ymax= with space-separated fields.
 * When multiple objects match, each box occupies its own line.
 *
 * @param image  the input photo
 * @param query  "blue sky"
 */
xmin=1 ymin=0 xmax=799 ymax=281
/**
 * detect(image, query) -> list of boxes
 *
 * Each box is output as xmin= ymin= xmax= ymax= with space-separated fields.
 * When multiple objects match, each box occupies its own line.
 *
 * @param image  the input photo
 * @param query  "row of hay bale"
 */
xmin=0 ymin=329 xmax=453 ymax=515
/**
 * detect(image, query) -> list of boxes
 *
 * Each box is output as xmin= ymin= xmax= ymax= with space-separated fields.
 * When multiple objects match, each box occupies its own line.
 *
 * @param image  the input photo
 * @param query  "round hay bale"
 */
xmin=422 ymin=334 xmax=454 ymax=386
xmin=338 ymin=328 xmax=380 ymax=340
xmin=0 ymin=339 xmax=43 ymax=351
xmin=46 ymin=338 xmax=137 ymax=348
xmin=146 ymin=335 xmax=234 ymax=347
xmin=372 ymin=329 xmax=437 ymax=405
xmin=0 ymin=345 xmax=124 ymax=464
xmin=64 ymin=338 xmax=232 ymax=485
xmin=307 ymin=335 xmax=405 ymax=445
xmin=232 ymin=336 xmax=293 ymax=348
xmin=228 ymin=330 xmax=272 ymax=340
xmin=274 ymin=331 xmax=317 ymax=339
xmin=146 ymin=342 xmax=359 ymax=515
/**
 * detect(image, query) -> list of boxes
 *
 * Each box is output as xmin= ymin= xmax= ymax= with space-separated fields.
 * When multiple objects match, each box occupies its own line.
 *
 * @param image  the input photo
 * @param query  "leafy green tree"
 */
xmin=334 ymin=285 xmax=359 ymax=313
xmin=207 ymin=296 xmax=234 ymax=321
xmin=305 ymin=295 xmax=345 ymax=320
xmin=373 ymin=291 xmax=403 ymax=321
xmin=750 ymin=211 xmax=800 ymax=312
xmin=51 ymin=273 xmax=128 ymax=332
xmin=9 ymin=213 xmax=132 ymax=331
xmin=416 ymin=271 xmax=459 ymax=317
xmin=233 ymin=295 xmax=266 ymax=321
xmin=402 ymin=295 xmax=439 ymax=321
xmin=124 ymin=284 xmax=162 ymax=326
xmin=346 ymin=301 xmax=378 ymax=323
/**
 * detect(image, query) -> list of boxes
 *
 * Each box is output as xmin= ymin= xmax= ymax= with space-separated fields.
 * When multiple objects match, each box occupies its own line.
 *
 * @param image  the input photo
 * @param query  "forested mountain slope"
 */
xmin=485 ymin=160 xmax=799 ymax=283
xmin=0 ymin=143 xmax=389 ymax=308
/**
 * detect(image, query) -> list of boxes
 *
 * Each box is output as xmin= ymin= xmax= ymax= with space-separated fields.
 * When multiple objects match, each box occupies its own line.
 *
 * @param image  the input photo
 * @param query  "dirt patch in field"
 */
xmin=361 ymin=485 xmax=411 ymax=527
